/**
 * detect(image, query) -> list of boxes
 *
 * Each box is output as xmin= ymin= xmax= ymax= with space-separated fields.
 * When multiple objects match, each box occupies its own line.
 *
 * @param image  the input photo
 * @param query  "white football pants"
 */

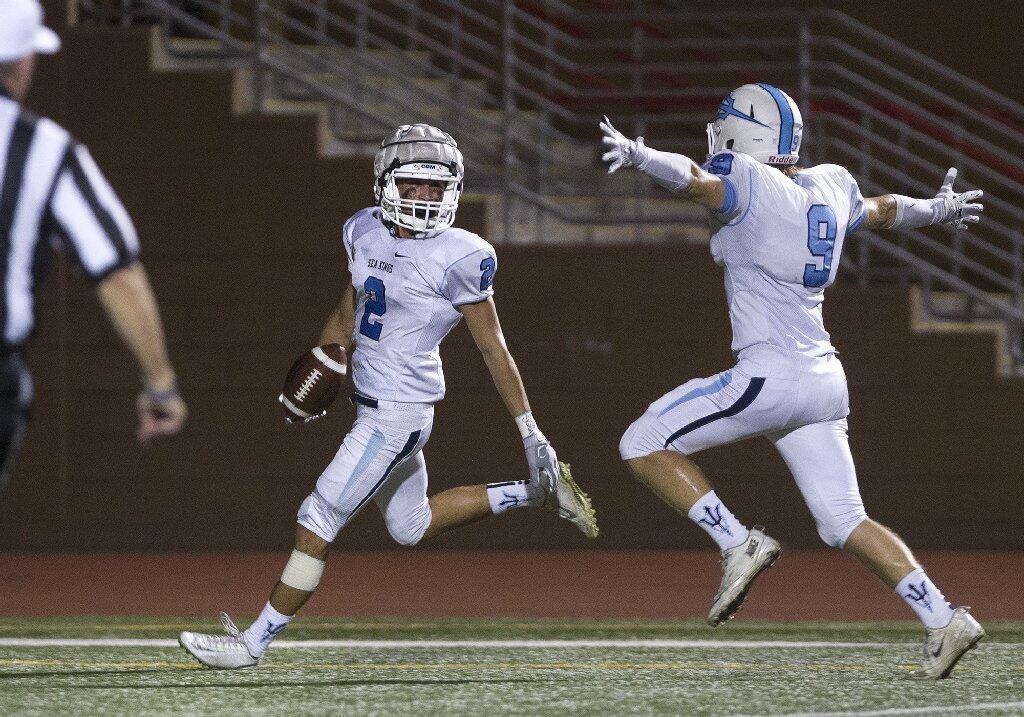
xmin=298 ymin=400 xmax=434 ymax=546
xmin=620 ymin=344 xmax=868 ymax=547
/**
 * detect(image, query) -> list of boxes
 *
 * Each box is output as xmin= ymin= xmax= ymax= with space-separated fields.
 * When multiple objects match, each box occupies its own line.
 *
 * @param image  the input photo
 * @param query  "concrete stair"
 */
xmin=145 ymin=28 xmax=700 ymax=244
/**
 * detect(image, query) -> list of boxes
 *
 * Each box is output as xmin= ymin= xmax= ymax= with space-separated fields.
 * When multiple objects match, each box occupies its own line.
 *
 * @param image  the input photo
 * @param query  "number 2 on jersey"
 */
xmin=479 ymin=257 xmax=496 ymax=291
xmin=803 ymin=204 xmax=837 ymax=288
xmin=359 ymin=276 xmax=386 ymax=340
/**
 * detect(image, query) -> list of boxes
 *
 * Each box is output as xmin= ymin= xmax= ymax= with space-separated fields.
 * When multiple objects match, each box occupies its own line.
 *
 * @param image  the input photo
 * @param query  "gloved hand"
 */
xmin=933 ymin=168 xmax=984 ymax=229
xmin=523 ymin=431 xmax=561 ymax=486
xmin=599 ymin=115 xmax=650 ymax=173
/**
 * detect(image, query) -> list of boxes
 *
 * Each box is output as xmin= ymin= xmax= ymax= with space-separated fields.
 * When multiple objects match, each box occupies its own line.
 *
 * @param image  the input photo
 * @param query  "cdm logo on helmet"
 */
xmin=373 ymin=124 xmax=465 ymax=235
xmin=707 ymin=83 xmax=803 ymax=166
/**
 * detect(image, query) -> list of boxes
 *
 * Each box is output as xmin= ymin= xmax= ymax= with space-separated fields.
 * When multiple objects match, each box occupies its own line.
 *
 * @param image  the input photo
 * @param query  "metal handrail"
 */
xmin=817 ymin=8 xmax=1024 ymax=123
xmin=811 ymin=36 xmax=1024 ymax=149
xmin=77 ymin=0 xmax=1024 ymax=370
xmin=819 ymin=112 xmax=1024 ymax=235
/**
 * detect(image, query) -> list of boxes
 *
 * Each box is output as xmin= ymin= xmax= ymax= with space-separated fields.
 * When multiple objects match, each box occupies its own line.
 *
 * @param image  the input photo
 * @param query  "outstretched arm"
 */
xmin=599 ymin=116 xmax=726 ymax=211
xmin=859 ymin=168 xmax=983 ymax=232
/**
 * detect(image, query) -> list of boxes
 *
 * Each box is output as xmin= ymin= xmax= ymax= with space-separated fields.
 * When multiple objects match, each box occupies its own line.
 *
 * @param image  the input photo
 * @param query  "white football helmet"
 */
xmin=373 ymin=123 xmax=464 ymax=234
xmin=706 ymin=83 xmax=803 ymax=165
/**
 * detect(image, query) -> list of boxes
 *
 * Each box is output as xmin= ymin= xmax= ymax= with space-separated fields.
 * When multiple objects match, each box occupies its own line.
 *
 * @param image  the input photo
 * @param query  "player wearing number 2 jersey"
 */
xmin=180 ymin=124 xmax=597 ymax=670
xmin=603 ymin=83 xmax=985 ymax=679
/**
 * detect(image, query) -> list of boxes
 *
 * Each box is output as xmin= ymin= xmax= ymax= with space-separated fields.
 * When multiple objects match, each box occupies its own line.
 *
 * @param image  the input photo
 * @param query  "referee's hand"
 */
xmin=136 ymin=383 xmax=188 ymax=444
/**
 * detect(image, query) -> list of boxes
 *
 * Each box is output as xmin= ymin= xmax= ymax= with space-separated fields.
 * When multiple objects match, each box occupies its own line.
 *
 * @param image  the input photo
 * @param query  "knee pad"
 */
xmin=619 ymin=415 xmax=659 ymax=461
xmin=297 ymin=492 xmax=345 ymax=544
xmin=815 ymin=509 xmax=869 ymax=549
xmin=385 ymin=500 xmax=432 ymax=546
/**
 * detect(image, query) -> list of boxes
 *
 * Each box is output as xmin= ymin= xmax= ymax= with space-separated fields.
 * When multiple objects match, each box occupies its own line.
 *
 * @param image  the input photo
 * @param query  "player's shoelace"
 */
xmin=219 ymin=612 xmax=242 ymax=638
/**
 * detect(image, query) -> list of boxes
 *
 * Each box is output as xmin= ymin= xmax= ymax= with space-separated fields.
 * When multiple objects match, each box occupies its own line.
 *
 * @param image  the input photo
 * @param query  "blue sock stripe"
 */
xmin=757 ymin=83 xmax=794 ymax=155
xmin=663 ymin=377 xmax=766 ymax=448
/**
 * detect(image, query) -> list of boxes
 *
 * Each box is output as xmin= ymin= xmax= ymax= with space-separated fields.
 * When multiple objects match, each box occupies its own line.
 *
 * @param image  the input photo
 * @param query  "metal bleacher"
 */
xmin=77 ymin=0 xmax=1024 ymax=373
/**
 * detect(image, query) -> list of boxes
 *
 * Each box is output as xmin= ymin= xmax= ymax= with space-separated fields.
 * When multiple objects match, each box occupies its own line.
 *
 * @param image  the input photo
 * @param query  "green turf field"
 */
xmin=0 ymin=618 xmax=1021 ymax=715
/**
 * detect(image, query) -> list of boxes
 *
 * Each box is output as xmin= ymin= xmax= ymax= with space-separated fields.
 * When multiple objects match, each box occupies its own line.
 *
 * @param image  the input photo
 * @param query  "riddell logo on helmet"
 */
xmin=768 ymin=154 xmax=799 ymax=165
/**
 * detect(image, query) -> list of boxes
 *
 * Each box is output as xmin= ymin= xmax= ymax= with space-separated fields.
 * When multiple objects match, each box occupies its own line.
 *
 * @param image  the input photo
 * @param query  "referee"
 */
xmin=0 ymin=0 xmax=187 ymax=490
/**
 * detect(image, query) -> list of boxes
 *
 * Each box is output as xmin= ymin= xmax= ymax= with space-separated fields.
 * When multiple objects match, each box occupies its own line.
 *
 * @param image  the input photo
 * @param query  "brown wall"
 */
xmin=2 ymin=25 xmax=1022 ymax=552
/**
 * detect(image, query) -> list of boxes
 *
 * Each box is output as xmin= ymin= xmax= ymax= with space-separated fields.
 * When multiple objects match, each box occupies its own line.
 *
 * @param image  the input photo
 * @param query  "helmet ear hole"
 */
xmin=726 ymin=139 xmax=734 ymax=149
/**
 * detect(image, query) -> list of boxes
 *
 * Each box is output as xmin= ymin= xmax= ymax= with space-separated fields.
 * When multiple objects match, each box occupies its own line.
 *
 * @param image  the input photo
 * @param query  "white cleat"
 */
xmin=541 ymin=461 xmax=599 ymax=539
xmin=708 ymin=527 xmax=782 ymax=627
xmin=179 ymin=613 xmax=259 ymax=670
xmin=912 ymin=607 xmax=985 ymax=679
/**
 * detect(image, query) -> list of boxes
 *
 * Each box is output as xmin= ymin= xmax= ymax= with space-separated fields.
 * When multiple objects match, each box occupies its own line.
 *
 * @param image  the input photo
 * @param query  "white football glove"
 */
xmin=600 ymin=115 xmax=649 ymax=173
xmin=934 ymin=168 xmax=984 ymax=229
xmin=523 ymin=432 xmax=560 ymax=486
xmin=890 ymin=168 xmax=984 ymax=231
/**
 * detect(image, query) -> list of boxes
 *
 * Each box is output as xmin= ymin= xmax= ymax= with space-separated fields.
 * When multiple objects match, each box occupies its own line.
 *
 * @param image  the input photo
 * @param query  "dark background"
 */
xmin=2 ymin=2 xmax=1021 ymax=552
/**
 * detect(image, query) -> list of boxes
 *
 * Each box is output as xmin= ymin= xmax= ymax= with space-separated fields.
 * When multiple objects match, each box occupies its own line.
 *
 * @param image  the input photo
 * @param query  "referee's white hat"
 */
xmin=0 ymin=0 xmax=61 ymax=63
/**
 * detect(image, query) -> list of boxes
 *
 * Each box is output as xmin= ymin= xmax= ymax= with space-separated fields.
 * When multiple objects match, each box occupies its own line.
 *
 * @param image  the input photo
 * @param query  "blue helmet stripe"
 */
xmin=757 ymin=83 xmax=794 ymax=155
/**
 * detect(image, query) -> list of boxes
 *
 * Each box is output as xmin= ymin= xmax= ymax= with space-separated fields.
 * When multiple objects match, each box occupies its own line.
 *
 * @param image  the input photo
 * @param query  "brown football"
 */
xmin=279 ymin=344 xmax=347 ymax=423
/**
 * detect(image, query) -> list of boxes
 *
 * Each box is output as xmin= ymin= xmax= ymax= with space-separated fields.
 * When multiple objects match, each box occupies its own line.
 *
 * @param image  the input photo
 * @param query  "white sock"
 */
xmin=487 ymin=479 xmax=541 ymax=514
xmin=895 ymin=568 xmax=955 ymax=629
xmin=688 ymin=490 xmax=749 ymax=551
xmin=242 ymin=602 xmax=293 ymax=657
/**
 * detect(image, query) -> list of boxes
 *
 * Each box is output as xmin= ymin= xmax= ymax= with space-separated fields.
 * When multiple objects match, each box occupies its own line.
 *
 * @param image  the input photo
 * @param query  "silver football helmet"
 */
xmin=373 ymin=124 xmax=464 ymax=234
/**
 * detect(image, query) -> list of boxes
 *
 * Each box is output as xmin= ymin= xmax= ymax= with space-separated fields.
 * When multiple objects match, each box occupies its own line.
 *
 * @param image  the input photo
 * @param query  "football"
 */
xmin=279 ymin=344 xmax=347 ymax=423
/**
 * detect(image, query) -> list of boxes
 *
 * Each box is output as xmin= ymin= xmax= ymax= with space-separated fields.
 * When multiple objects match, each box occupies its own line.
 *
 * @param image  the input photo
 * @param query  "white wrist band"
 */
xmin=637 ymin=147 xmax=697 ymax=192
xmin=889 ymin=194 xmax=946 ymax=229
xmin=515 ymin=411 xmax=539 ymax=439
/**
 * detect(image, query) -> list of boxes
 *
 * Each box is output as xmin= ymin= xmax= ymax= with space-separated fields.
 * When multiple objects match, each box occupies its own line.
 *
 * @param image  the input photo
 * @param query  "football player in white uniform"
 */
xmin=602 ymin=83 xmax=985 ymax=679
xmin=180 ymin=124 xmax=597 ymax=669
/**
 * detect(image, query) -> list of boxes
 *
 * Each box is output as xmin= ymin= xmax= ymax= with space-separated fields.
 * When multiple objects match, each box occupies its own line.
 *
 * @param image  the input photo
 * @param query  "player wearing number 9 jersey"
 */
xmin=179 ymin=124 xmax=597 ymax=671
xmin=602 ymin=83 xmax=985 ymax=679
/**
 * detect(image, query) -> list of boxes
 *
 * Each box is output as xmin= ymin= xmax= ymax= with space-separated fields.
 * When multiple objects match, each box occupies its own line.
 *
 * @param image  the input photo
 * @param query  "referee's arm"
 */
xmin=47 ymin=143 xmax=187 ymax=442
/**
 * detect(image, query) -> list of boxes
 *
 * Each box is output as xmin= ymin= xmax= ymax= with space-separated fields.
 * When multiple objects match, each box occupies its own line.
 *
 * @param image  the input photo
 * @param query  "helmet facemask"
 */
xmin=377 ymin=162 xmax=462 ymax=233
xmin=373 ymin=124 xmax=464 ymax=235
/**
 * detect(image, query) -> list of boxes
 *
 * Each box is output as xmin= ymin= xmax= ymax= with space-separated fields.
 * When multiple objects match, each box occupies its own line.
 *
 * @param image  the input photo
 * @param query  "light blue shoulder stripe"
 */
xmin=658 ymin=371 xmax=733 ymax=417
xmin=716 ymin=176 xmax=738 ymax=215
xmin=726 ymin=169 xmax=755 ymax=227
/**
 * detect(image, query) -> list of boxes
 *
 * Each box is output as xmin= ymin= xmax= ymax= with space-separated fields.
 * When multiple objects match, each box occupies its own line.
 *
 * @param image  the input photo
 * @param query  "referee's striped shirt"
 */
xmin=0 ymin=83 xmax=139 ymax=351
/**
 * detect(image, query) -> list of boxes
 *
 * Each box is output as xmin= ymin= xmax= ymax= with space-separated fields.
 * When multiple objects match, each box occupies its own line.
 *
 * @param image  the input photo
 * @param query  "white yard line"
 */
xmin=768 ymin=701 xmax=1024 ymax=717
xmin=0 ymin=638 xmax=906 ymax=649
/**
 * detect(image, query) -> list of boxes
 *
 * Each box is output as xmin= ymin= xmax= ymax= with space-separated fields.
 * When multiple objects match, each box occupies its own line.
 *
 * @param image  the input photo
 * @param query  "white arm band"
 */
xmin=636 ymin=146 xmax=697 ymax=192
xmin=889 ymin=194 xmax=949 ymax=229
xmin=515 ymin=411 xmax=539 ymax=439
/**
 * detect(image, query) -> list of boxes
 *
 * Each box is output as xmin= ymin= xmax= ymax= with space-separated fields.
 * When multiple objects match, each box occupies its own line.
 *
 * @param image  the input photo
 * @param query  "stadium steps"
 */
xmin=146 ymin=27 xmax=702 ymax=244
xmin=128 ymin=25 xmax=1024 ymax=367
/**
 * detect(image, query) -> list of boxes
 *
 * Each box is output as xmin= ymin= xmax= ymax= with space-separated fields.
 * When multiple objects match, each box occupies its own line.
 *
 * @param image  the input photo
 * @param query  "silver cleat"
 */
xmin=179 ymin=613 xmax=260 ymax=670
xmin=912 ymin=607 xmax=984 ymax=679
xmin=708 ymin=527 xmax=782 ymax=627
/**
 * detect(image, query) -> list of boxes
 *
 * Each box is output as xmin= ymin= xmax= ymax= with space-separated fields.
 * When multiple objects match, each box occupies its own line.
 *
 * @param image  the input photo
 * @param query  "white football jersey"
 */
xmin=343 ymin=207 xmax=496 ymax=403
xmin=703 ymin=150 xmax=866 ymax=359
